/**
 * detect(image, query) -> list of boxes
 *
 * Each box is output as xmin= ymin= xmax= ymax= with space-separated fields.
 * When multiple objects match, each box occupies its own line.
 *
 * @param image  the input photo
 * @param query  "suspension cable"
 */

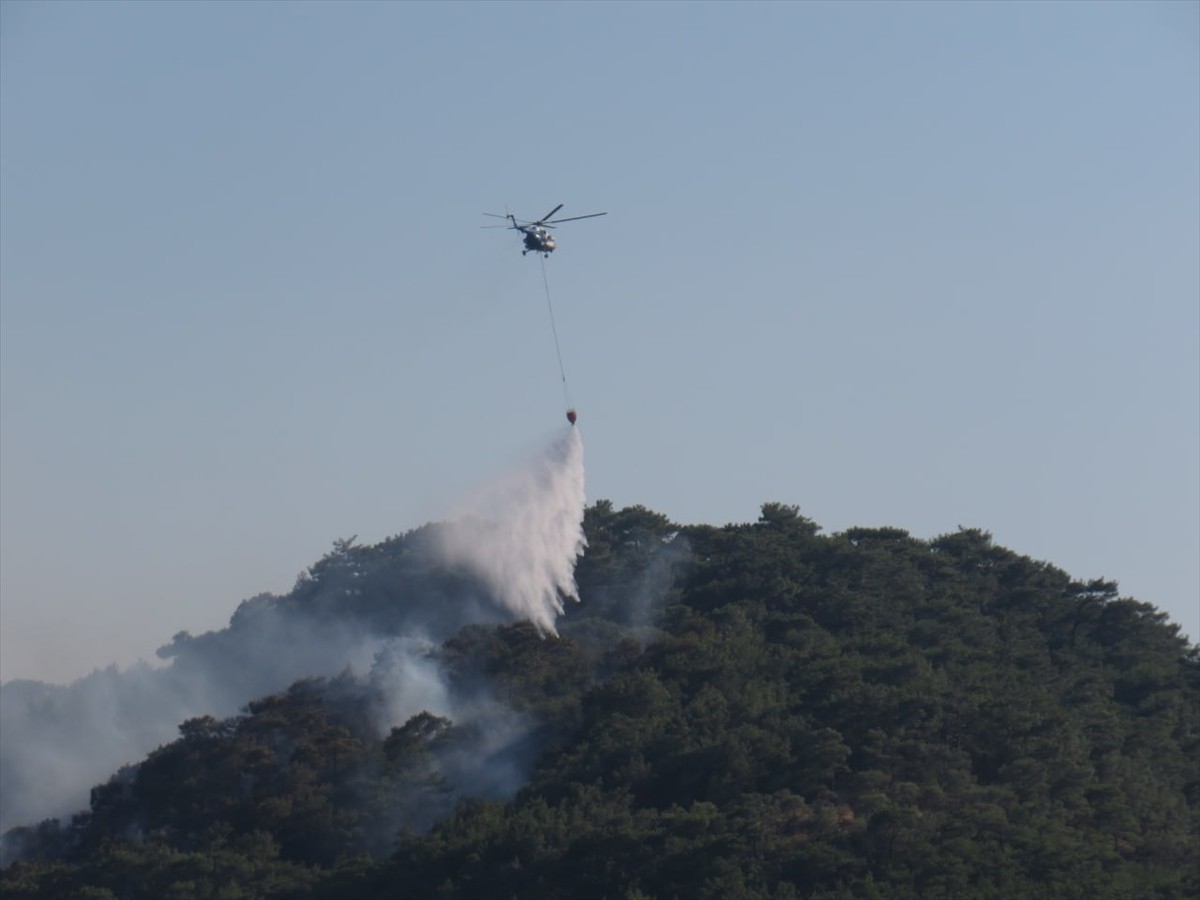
xmin=540 ymin=256 xmax=572 ymax=411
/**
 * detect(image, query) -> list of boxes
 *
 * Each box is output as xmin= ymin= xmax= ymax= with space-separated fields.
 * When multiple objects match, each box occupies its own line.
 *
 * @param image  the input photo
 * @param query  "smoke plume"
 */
xmin=0 ymin=428 xmax=588 ymax=840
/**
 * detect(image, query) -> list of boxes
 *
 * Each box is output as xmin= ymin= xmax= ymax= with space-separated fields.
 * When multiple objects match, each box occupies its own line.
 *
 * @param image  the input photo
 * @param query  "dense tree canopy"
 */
xmin=3 ymin=502 xmax=1197 ymax=899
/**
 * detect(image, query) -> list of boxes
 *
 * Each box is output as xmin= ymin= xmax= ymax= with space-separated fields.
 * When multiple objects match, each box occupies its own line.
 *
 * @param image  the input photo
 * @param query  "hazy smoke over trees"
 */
xmin=0 ymin=429 xmax=588 ymax=835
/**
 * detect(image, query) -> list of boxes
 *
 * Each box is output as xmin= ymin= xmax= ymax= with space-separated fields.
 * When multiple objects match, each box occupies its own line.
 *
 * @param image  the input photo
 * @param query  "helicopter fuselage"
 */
xmin=520 ymin=226 xmax=557 ymax=256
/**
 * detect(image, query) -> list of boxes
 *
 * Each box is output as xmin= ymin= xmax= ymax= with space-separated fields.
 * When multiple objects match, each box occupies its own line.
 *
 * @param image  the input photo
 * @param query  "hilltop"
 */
xmin=2 ymin=501 xmax=1197 ymax=899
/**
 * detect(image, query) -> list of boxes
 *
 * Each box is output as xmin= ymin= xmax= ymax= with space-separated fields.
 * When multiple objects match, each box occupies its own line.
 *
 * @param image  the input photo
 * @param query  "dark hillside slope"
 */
xmin=3 ymin=503 xmax=1197 ymax=899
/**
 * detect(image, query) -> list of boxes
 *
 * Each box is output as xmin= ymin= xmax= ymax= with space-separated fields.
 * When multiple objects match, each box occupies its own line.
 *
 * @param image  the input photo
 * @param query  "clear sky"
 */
xmin=2 ymin=1 xmax=1197 ymax=684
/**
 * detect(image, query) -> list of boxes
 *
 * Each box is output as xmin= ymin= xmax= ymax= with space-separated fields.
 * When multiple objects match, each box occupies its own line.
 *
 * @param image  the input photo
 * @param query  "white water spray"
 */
xmin=437 ymin=428 xmax=586 ymax=633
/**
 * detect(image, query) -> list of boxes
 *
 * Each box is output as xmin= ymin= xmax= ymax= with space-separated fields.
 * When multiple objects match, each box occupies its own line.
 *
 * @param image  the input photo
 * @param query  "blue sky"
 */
xmin=2 ymin=1 xmax=1197 ymax=683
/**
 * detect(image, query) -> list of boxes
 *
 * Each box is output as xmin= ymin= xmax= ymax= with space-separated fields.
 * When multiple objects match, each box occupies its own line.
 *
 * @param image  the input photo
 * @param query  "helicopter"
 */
xmin=483 ymin=204 xmax=607 ymax=257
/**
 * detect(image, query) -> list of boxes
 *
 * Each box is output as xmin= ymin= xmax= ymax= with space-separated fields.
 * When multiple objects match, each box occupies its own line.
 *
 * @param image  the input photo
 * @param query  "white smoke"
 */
xmin=369 ymin=637 xmax=453 ymax=728
xmin=437 ymin=427 xmax=587 ymax=634
xmin=0 ymin=427 xmax=589 ymax=840
xmin=0 ymin=615 xmax=386 ymax=834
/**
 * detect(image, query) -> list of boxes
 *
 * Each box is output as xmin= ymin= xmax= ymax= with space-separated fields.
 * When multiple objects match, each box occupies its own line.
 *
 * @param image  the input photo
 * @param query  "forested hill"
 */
xmin=3 ymin=502 xmax=1197 ymax=899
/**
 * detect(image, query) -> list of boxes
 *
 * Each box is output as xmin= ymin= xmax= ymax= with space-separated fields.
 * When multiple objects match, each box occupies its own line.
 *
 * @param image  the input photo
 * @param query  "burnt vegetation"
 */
xmin=2 ymin=501 xmax=1197 ymax=899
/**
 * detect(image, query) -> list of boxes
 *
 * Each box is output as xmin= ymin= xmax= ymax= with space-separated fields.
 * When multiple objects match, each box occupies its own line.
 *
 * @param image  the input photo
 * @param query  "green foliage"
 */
xmin=4 ymin=502 xmax=1197 ymax=900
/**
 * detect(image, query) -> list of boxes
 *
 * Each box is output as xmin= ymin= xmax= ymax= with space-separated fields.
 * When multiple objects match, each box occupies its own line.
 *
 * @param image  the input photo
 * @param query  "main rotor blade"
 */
xmin=482 ymin=212 xmax=509 ymax=219
xmin=536 ymin=203 xmax=564 ymax=224
xmin=544 ymin=212 xmax=607 ymax=224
